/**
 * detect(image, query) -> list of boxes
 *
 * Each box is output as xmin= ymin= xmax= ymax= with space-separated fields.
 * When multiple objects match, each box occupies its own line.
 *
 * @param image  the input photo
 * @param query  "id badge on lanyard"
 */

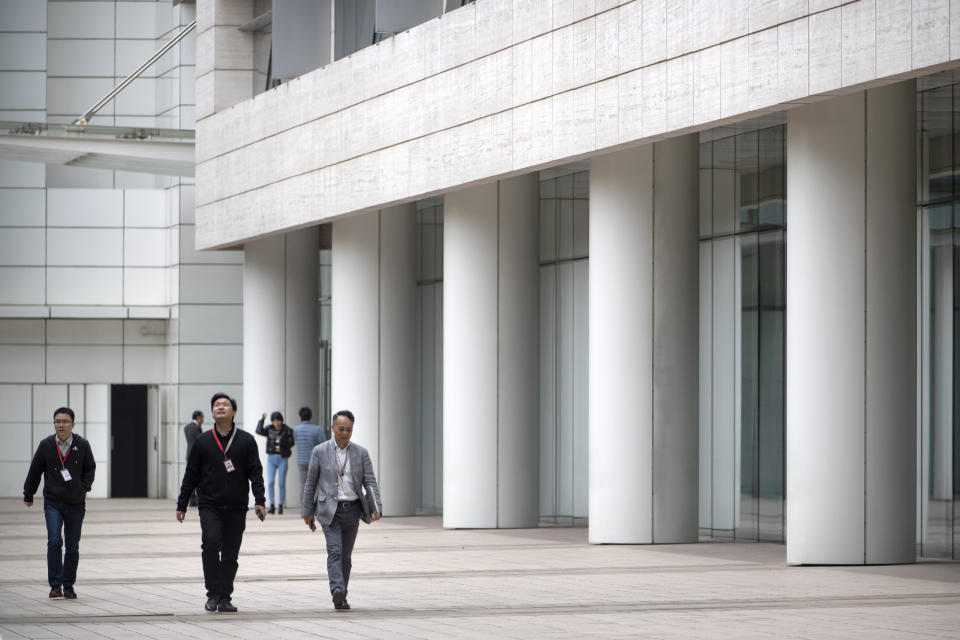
xmin=213 ymin=428 xmax=238 ymax=473
xmin=57 ymin=443 xmax=72 ymax=481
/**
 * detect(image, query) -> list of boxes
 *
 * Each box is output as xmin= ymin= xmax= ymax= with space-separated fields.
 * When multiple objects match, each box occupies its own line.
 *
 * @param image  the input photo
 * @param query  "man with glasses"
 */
xmin=23 ymin=407 xmax=97 ymax=599
xmin=302 ymin=409 xmax=381 ymax=611
xmin=176 ymin=392 xmax=266 ymax=613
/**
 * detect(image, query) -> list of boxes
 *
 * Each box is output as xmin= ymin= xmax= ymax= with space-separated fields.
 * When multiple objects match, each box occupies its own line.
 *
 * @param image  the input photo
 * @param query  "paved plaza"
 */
xmin=0 ymin=498 xmax=958 ymax=639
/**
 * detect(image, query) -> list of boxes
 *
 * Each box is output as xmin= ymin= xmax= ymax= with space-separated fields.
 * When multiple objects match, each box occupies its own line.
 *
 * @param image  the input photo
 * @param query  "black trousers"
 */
xmin=198 ymin=507 xmax=246 ymax=600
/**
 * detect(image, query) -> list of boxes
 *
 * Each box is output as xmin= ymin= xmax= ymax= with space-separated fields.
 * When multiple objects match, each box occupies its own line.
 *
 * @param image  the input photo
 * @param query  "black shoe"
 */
xmin=278 ymin=504 xmax=283 ymax=515
xmin=63 ymin=586 xmax=77 ymax=599
xmin=335 ymin=599 xmax=351 ymax=610
xmin=267 ymin=505 xmax=275 ymax=515
xmin=218 ymin=599 xmax=237 ymax=612
xmin=332 ymin=589 xmax=346 ymax=609
xmin=49 ymin=586 xmax=62 ymax=598
xmin=204 ymin=596 xmax=219 ymax=612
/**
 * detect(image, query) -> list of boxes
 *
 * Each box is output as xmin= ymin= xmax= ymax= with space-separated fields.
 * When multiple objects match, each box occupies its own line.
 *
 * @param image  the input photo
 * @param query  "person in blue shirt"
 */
xmin=293 ymin=407 xmax=325 ymax=504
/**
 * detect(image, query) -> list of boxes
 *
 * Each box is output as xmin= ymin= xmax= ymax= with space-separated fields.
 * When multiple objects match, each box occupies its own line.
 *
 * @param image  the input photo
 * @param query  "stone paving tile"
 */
xmin=1 ymin=498 xmax=959 ymax=639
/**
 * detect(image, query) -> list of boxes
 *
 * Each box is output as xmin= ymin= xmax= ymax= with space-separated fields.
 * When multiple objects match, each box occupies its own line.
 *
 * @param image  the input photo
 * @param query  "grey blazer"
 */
xmin=301 ymin=439 xmax=382 ymax=525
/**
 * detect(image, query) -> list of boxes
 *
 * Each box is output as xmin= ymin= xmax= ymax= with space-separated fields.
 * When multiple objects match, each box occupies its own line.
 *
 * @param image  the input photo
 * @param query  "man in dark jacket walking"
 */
xmin=23 ymin=407 xmax=96 ymax=600
xmin=176 ymin=393 xmax=266 ymax=613
xmin=183 ymin=409 xmax=204 ymax=506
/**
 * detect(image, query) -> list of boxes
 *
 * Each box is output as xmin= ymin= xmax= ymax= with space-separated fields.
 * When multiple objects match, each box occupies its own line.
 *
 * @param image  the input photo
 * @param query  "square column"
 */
xmin=243 ymin=227 xmax=319 ymax=508
xmin=331 ymin=205 xmax=418 ymax=516
xmin=443 ymin=174 xmax=540 ymax=529
xmin=588 ymin=135 xmax=700 ymax=544
xmin=786 ymin=81 xmax=916 ymax=565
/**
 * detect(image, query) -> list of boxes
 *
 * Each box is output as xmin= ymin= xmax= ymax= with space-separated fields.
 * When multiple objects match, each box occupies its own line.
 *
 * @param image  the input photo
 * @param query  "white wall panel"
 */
xmin=116 ymin=1 xmax=161 ymax=38
xmin=123 ymin=345 xmax=167 ymax=383
xmin=177 ymin=304 xmax=241 ymax=344
xmin=47 ymin=229 xmax=123 ymax=266
xmin=46 ymin=346 xmax=123 ymax=383
xmin=0 ymin=160 xmax=44 ymax=188
xmin=47 ymin=189 xmax=123 ymax=227
xmin=178 ymin=344 xmax=241 ymax=383
xmin=114 ymin=78 xmax=157 ymax=115
xmin=0 ymin=267 xmax=45 ymax=304
xmin=45 ymin=165 xmax=114 ymax=189
xmin=123 ymin=319 xmax=168 ymax=345
xmin=46 ymin=319 xmax=122 ymax=345
xmin=178 ymin=265 xmax=242 ymax=303
xmin=178 ymin=226 xmax=244 ymax=264
xmin=116 ymin=40 xmax=160 ymax=76
xmin=0 ymin=34 xmax=46 ymax=70
xmin=0 ymin=72 xmax=45 ymax=110
xmin=124 ymin=189 xmax=168 ymax=227
xmin=124 ymin=229 xmax=168 ymax=266
xmin=0 ymin=462 xmax=30 ymax=498
xmin=0 ymin=0 xmax=47 ymax=31
xmin=47 ymin=40 xmax=115 ymax=77
xmin=84 ymin=384 xmax=109 ymax=422
xmin=0 ymin=384 xmax=32 ymax=421
xmin=47 ymin=267 xmax=123 ymax=305
xmin=0 ymin=189 xmax=46 ymax=226
xmin=47 ymin=1 xmax=116 ymax=38
xmin=46 ymin=78 xmax=115 ymax=116
xmin=0 ymin=319 xmax=44 ymax=343
xmin=68 ymin=383 xmax=85 ymax=436
xmin=0 ymin=423 xmax=34 ymax=462
xmin=0 ymin=228 xmax=44 ymax=266
xmin=124 ymin=268 xmax=168 ymax=306
xmin=32 ymin=385 xmax=68 ymax=435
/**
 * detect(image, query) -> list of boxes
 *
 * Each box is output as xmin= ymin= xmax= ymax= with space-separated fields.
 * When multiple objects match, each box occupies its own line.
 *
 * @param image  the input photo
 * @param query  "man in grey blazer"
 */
xmin=302 ymin=409 xmax=381 ymax=610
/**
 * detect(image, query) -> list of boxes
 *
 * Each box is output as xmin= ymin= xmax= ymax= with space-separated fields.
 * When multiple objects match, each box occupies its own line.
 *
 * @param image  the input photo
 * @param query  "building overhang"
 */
xmin=0 ymin=122 xmax=195 ymax=177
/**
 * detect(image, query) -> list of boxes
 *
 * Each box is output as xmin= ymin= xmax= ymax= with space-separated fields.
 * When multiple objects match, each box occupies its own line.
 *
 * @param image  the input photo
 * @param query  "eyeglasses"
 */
xmin=54 ymin=419 xmax=74 ymax=426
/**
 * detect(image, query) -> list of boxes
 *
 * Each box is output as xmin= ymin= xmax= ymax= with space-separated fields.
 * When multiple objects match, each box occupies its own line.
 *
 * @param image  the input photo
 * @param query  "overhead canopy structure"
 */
xmin=0 ymin=121 xmax=195 ymax=177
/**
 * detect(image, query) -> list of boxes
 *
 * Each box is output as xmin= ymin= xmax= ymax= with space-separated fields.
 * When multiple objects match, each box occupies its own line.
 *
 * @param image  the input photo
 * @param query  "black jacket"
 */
xmin=255 ymin=419 xmax=295 ymax=458
xmin=176 ymin=424 xmax=265 ymax=511
xmin=23 ymin=434 xmax=96 ymax=508
xmin=183 ymin=420 xmax=202 ymax=459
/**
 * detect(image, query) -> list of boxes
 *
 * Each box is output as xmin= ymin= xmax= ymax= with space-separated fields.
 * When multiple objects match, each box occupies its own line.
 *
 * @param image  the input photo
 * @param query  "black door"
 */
xmin=110 ymin=384 xmax=148 ymax=497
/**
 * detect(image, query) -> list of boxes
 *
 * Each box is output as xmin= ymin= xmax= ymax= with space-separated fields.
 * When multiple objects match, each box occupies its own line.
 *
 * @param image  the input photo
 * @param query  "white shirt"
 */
xmin=335 ymin=443 xmax=358 ymax=501
xmin=57 ymin=434 xmax=73 ymax=458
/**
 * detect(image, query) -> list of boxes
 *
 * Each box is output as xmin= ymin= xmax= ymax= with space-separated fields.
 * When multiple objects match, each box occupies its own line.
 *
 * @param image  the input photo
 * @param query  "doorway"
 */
xmin=110 ymin=384 xmax=148 ymax=497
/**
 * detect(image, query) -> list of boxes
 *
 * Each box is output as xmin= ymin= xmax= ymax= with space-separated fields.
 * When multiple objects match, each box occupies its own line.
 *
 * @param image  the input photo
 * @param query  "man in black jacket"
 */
xmin=23 ymin=407 xmax=96 ymax=600
xmin=183 ymin=409 xmax=204 ymax=507
xmin=176 ymin=392 xmax=266 ymax=613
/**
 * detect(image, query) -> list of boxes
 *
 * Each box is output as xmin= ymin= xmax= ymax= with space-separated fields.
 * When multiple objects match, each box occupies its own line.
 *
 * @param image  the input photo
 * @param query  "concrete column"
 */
xmin=588 ymin=135 xmax=700 ymax=544
xmin=443 ymin=174 xmax=540 ymax=529
xmin=331 ymin=205 xmax=417 ymax=516
xmin=243 ymin=228 xmax=319 ymax=508
xmin=786 ymin=81 xmax=916 ymax=565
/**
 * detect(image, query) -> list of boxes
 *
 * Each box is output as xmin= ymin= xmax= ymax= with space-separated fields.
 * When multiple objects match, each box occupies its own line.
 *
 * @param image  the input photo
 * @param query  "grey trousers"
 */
xmin=320 ymin=501 xmax=361 ymax=595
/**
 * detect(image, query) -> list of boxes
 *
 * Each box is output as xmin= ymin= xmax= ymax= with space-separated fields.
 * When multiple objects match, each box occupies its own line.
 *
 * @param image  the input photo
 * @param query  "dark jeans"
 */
xmin=198 ymin=507 xmax=246 ymax=601
xmin=43 ymin=503 xmax=85 ymax=589
xmin=320 ymin=501 xmax=361 ymax=595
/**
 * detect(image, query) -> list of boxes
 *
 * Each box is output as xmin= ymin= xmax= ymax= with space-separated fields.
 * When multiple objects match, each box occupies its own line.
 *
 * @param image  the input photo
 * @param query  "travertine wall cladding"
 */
xmin=196 ymin=0 xmax=960 ymax=249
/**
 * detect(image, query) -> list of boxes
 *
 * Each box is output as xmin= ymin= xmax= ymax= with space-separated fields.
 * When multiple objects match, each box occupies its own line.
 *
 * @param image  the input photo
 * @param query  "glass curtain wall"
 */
xmin=699 ymin=121 xmax=787 ymax=542
xmin=538 ymin=165 xmax=589 ymax=525
xmin=918 ymin=79 xmax=960 ymax=559
xmin=415 ymin=197 xmax=444 ymax=514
